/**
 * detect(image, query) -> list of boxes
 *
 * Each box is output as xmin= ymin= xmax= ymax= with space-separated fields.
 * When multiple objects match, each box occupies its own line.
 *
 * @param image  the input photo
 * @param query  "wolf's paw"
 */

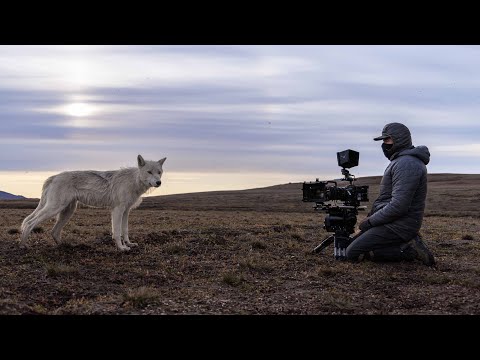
xmin=19 ymin=242 xmax=30 ymax=249
xmin=125 ymin=241 xmax=138 ymax=247
xmin=118 ymin=245 xmax=131 ymax=251
xmin=52 ymin=235 xmax=63 ymax=245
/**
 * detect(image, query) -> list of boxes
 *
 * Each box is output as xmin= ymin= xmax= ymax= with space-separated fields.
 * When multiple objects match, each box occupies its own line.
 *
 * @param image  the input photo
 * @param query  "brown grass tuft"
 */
xmin=32 ymin=226 xmax=44 ymax=233
xmin=222 ymin=272 xmax=245 ymax=287
xmin=45 ymin=263 xmax=79 ymax=278
xmin=124 ymin=286 xmax=160 ymax=308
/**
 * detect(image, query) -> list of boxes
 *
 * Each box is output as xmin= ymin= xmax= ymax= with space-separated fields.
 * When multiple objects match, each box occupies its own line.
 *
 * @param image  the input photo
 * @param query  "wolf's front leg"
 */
xmin=122 ymin=208 xmax=138 ymax=247
xmin=112 ymin=206 xmax=130 ymax=251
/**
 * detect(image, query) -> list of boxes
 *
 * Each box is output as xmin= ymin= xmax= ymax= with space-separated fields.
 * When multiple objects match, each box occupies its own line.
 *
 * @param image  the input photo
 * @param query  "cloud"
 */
xmin=431 ymin=143 xmax=480 ymax=155
xmin=1 ymin=45 xmax=480 ymax=196
xmin=0 ymin=45 xmax=315 ymax=92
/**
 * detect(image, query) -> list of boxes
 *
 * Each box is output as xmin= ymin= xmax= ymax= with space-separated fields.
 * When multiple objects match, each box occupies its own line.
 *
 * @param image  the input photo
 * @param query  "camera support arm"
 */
xmin=340 ymin=168 xmax=355 ymax=184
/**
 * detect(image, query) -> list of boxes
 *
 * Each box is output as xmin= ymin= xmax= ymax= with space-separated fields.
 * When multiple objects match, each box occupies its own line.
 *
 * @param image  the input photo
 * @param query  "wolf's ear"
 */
xmin=158 ymin=157 xmax=166 ymax=166
xmin=137 ymin=154 xmax=146 ymax=167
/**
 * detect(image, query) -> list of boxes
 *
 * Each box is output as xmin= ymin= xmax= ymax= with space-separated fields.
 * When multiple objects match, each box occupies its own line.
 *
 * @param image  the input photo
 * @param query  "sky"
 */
xmin=1 ymin=45 xmax=480 ymax=198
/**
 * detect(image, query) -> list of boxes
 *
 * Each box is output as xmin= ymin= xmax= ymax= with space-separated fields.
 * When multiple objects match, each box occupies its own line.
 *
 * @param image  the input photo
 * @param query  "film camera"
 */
xmin=302 ymin=149 xmax=369 ymax=260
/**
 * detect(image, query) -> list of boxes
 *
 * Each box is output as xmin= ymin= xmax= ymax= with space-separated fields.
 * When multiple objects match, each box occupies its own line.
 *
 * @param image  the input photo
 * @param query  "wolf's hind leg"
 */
xmin=52 ymin=200 xmax=77 ymax=244
xmin=20 ymin=204 xmax=63 ymax=247
xmin=21 ymin=200 xmax=47 ymax=233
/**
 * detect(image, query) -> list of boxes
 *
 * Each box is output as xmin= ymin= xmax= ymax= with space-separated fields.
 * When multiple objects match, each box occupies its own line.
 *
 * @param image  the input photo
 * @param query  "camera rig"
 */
xmin=302 ymin=149 xmax=369 ymax=260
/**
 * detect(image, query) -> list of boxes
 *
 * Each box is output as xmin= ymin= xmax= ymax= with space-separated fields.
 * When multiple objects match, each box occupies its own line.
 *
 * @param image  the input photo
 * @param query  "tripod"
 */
xmin=312 ymin=230 xmax=353 ymax=260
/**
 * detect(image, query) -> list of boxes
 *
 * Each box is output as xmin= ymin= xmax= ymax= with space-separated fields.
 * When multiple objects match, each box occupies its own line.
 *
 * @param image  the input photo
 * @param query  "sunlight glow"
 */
xmin=65 ymin=102 xmax=93 ymax=117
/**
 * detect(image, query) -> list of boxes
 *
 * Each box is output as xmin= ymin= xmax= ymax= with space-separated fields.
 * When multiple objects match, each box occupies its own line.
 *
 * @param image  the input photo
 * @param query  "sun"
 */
xmin=65 ymin=102 xmax=93 ymax=117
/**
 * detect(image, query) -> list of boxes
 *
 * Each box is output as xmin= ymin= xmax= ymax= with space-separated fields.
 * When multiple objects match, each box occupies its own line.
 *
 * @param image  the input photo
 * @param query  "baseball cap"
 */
xmin=373 ymin=122 xmax=413 ymax=151
xmin=373 ymin=123 xmax=396 ymax=141
xmin=373 ymin=133 xmax=391 ymax=141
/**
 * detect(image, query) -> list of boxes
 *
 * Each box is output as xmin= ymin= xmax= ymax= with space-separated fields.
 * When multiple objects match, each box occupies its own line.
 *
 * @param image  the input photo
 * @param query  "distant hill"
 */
xmin=0 ymin=174 xmax=479 ymax=217
xmin=138 ymin=173 xmax=480 ymax=217
xmin=0 ymin=190 xmax=26 ymax=200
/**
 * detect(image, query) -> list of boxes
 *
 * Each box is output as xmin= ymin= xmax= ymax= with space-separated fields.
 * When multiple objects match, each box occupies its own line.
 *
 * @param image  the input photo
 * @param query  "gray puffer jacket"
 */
xmin=368 ymin=127 xmax=430 ymax=241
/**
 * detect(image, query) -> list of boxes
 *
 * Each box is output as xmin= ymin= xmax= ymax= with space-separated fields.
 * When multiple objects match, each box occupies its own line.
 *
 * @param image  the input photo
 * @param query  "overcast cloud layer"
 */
xmin=1 ymin=45 xmax=480 ymax=197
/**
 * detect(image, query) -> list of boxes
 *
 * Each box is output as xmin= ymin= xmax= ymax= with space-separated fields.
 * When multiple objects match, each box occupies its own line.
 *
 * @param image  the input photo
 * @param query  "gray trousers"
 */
xmin=346 ymin=225 xmax=414 ymax=262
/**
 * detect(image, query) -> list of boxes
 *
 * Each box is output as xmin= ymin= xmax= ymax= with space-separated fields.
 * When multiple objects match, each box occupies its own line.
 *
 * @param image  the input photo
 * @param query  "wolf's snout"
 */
xmin=156 ymin=180 xmax=161 ymax=187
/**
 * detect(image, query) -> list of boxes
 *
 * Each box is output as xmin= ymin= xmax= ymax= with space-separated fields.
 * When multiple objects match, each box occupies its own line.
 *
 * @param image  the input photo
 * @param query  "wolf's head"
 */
xmin=137 ymin=154 xmax=166 ymax=188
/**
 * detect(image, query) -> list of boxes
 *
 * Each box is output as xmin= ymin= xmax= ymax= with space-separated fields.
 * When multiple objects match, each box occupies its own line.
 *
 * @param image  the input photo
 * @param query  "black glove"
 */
xmin=359 ymin=218 xmax=373 ymax=232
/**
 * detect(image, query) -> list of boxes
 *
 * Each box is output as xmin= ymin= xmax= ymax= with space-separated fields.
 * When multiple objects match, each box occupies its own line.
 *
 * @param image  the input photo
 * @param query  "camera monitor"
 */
xmin=337 ymin=149 xmax=359 ymax=169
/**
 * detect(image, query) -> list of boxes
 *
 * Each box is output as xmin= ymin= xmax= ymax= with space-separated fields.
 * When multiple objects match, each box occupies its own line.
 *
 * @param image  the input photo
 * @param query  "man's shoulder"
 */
xmin=391 ymin=155 xmax=427 ymax=173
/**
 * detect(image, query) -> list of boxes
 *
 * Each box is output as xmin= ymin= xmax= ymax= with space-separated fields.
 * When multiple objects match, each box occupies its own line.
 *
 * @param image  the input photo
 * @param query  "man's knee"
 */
xmin=346 ymin=246 xmax=373 ymax=262
xmin=346 ymin=245 xmax=363 ymax=261
xmin=345 ymin=246 xmax=357 ymax=261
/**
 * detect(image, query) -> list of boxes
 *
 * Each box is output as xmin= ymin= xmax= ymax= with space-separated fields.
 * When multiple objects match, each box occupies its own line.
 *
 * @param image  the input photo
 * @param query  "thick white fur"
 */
xmin=20 ymin=155 xmax=166 ymax=251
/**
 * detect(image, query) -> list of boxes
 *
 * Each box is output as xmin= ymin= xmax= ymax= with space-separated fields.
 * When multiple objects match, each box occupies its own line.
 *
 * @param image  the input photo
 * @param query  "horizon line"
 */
xmin=2 ymin=172 xmax=479 ymax=200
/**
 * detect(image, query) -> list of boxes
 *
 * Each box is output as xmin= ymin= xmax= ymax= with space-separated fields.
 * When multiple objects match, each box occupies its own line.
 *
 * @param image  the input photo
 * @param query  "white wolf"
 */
xmin=20 ymin=155 xmax=166 ymax=251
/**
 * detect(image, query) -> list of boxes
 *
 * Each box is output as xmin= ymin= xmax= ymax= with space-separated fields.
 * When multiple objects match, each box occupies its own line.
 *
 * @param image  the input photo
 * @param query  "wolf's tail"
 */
xmin=21 ymin=176 xmax=54 ymax=232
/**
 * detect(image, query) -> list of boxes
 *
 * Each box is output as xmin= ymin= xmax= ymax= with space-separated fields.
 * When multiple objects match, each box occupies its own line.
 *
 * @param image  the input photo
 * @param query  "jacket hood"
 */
xmin=374 ymin=122 xmax=416 ymax=160
xmin=394 ymin=145 xmax=430 ymax=165
xmin=381 ymin=122 xmax=412 ymax=151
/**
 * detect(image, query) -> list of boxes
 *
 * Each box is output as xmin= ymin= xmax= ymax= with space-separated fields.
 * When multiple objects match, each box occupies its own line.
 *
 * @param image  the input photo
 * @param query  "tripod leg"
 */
xmin=312 ymin=235 xmax=335 ymax=254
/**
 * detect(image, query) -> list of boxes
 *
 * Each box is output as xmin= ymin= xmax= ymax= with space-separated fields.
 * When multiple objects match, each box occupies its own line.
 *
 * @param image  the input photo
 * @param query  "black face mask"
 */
xmin=382 ymin=143 xmax=394 ymax=159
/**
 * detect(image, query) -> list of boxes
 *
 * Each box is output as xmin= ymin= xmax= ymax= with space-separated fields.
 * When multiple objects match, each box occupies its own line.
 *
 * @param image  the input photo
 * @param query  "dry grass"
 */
xmin=0 ymin=173 xmax=479 ymax=314
xmin=123 ymin=286 xmax=161 ymax=309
